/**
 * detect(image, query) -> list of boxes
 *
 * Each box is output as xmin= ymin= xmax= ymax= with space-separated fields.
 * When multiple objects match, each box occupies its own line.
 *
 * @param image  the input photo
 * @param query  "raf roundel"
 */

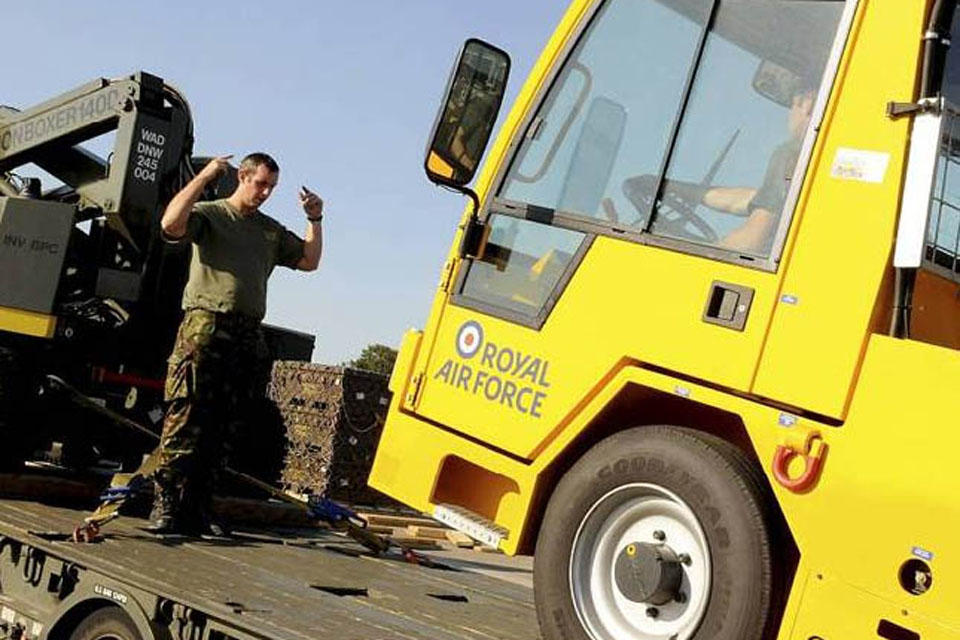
xmin=456 ymin=321 xmax=484 ymax=359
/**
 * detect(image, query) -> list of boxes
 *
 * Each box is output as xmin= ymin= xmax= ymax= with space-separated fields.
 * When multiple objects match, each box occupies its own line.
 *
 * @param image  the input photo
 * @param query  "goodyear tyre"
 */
xmin=534 ymin=425 xmax=779 ymax=640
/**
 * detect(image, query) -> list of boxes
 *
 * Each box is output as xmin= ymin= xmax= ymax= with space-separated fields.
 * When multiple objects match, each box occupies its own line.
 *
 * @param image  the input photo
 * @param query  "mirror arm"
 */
xmin=460 ymin=185 xmax=481 ymax=218
xmin=430 ymin=178 xmax=480 ymax=217
xmin=447 ymin=184 xmax=484 ymax=258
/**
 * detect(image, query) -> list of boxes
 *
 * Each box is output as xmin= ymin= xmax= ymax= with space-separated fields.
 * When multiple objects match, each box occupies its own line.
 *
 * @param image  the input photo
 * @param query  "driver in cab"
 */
xmin=624 ymin=87 xmax=815 ymax=255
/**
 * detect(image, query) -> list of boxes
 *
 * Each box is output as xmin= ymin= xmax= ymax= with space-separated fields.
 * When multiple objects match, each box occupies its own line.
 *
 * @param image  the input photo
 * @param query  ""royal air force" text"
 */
xmin=433 ymin=341 xmax=551 ymax=418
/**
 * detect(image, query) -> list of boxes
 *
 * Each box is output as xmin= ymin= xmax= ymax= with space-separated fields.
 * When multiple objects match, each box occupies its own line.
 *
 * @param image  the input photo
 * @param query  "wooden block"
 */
xmin=365 ymin=525 xmax=394 ymax=536
xmin=359 ymin=513 xmax=442 ymax=529
xmin=445 ymin=531 xmax=475 ymax=548
xmin=409 ymin=526 xmax=454 ymax=541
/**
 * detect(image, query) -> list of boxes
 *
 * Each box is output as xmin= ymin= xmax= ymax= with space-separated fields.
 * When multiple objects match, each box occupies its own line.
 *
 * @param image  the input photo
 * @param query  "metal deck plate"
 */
xmin=0 ymin=499 xmax=540 ymax=639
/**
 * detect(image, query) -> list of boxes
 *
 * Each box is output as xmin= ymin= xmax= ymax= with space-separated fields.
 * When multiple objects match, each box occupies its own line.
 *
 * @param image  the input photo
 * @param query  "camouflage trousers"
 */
xmin=156 ymin=309 xmax=269 ymax=497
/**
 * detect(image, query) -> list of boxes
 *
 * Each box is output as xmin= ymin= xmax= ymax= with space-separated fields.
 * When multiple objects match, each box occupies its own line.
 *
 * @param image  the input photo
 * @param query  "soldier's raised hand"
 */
xmin=198 ymin=155 xmax=233 ymax=183
xmin=300 ymin=186 xmax=324 ymax=219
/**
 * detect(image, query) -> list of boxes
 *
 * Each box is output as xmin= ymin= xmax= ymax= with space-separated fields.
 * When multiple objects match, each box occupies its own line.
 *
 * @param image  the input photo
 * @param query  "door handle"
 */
xmin=702 ymin=281 xmax=754 ymax=331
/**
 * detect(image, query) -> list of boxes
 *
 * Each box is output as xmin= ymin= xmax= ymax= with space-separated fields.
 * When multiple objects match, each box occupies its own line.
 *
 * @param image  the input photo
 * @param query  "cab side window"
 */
xmin=929 ymin=9 xmax=960 ymax=279
xmin=459 ymin=215 xmax=585 ymax=321
xmin=904 ymin=8 xmax=960 ymax=352
xmin=926 ymin=114 xmax=960 ymax=280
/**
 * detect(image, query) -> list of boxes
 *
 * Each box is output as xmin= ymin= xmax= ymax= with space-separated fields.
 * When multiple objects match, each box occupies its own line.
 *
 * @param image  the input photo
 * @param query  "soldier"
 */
xmin=152 ymin=152 xmax=323 ymax=535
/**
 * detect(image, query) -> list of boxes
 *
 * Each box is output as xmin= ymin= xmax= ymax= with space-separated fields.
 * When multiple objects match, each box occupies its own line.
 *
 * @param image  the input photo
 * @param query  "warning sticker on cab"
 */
xmin=830 ymin=147 xmax=890 ymax=183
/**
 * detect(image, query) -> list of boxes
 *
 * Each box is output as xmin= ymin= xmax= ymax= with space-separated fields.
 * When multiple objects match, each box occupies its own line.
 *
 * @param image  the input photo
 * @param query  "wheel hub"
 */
xmin=614 ymin=542 xmax=683 ymax=605
xmin=569 ymin=484 xmax=713 ymax=640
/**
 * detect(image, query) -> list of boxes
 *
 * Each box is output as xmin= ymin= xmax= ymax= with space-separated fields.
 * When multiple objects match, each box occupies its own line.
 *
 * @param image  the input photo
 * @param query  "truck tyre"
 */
xmin=534 ymin=425 xmax=778 ymax=640
xmin=68 ymin=607 xmax=143 ymax=640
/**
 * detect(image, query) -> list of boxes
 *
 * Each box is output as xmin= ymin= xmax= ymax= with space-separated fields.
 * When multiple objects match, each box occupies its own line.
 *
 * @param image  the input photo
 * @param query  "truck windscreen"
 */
xmin=497 ymin=0 xmax=845 ymax=259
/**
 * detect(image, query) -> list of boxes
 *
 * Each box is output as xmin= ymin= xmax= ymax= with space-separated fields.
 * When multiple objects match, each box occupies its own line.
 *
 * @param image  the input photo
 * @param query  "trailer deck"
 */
xmin=0 ymin=497 xmax=540 ymax=640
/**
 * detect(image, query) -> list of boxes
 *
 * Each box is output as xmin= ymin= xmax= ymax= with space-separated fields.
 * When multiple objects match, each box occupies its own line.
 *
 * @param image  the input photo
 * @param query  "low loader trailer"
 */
xmin=0 ymin=491 xmax=539 ymax=640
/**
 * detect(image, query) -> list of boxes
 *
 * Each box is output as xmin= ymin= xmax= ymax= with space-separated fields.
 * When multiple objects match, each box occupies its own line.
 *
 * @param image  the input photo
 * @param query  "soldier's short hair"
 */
xmin=239 ymin=152 xmax=280 ymax=175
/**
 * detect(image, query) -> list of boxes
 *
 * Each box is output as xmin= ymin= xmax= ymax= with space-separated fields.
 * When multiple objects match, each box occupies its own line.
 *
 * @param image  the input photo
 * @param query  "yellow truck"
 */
xmin=370 ymin=1 xmax=960 ymax=639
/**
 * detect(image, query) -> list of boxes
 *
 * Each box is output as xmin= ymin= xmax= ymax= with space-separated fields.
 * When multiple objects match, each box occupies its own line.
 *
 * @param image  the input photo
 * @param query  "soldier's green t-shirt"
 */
xmin=176 ymin=200 xmax=304 ymax=320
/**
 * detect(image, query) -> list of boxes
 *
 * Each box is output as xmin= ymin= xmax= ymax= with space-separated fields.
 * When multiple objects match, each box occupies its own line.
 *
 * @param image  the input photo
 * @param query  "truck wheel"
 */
xmin=534 ymin=425 xmax=778 ymax=640
xmin=68 ymin=607 xmax=143 ymax=640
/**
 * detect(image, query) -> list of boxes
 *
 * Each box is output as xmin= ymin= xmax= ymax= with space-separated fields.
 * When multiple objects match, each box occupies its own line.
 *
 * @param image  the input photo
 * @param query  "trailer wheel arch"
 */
xmin=48 ymin=600 xmax=150 ymax=640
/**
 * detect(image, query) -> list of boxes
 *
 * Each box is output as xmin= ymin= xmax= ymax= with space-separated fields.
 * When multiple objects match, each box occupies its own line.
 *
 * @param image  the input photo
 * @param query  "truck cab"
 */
xmin=371 ymin=1 xmax=960 ymax=638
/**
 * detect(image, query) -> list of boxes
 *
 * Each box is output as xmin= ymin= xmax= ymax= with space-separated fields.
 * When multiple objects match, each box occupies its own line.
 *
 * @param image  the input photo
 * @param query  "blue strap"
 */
xmin=307 ymin=496 xmax=366 ymax=528
xmin=99 ymin=485 xmax=134 ymax=503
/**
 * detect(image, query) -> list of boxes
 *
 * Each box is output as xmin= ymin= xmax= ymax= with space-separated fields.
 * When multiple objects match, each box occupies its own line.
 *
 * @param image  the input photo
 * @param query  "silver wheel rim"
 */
xmin=569 ymin=483 xmax=712 ymax=640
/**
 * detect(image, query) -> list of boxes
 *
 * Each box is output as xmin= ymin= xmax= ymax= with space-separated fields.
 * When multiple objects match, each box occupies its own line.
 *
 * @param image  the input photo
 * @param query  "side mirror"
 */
xmin=425 ymin=39 xmax=511 ymax=187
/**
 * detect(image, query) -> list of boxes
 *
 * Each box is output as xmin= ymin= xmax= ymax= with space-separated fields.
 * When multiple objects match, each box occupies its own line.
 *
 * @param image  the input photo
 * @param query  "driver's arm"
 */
xmin=628 ymin=175 xmax=756 ymax=216
xmin=655 ymin=178 xmax=773 ymax=251
xmin=702 ymin=186 xmax=757 ymax=216
xmin=717 ymin=140 xmax=797 ymax=252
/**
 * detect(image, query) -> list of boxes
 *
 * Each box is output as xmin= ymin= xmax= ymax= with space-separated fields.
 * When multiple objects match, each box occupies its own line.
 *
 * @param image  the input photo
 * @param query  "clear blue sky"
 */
xmin=4 ymin=1 xmax=568 ymax=364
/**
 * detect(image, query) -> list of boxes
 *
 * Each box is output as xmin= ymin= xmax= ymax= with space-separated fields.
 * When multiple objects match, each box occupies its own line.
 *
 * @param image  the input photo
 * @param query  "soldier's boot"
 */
xmin=181 ymin=471 xmax=230 ymax=538
xmin=145 ymin=470 xmax=184 ymax=534
xmin=194 ymin=502 xmax=230 ymax=538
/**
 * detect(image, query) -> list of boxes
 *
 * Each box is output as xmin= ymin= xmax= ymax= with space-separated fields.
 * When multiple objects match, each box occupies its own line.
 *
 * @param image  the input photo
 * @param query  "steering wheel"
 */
xmin=622 ymin=174 xmax=719 ymax=244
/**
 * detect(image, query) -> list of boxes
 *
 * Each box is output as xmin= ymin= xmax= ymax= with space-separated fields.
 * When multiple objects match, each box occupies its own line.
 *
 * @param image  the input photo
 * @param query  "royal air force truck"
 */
xmin=370 ymin=1 xmax=960 ymax=639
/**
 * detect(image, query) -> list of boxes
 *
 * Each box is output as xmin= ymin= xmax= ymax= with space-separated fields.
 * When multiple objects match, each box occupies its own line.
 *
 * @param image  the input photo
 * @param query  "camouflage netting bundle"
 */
xmin=267 ymin=362 xmax=394 ymax=506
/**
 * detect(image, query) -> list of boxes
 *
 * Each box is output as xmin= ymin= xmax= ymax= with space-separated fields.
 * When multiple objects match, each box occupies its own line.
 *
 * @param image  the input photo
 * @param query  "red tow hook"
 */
xmin=772 ymin=431 xmax=827 ymax=493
